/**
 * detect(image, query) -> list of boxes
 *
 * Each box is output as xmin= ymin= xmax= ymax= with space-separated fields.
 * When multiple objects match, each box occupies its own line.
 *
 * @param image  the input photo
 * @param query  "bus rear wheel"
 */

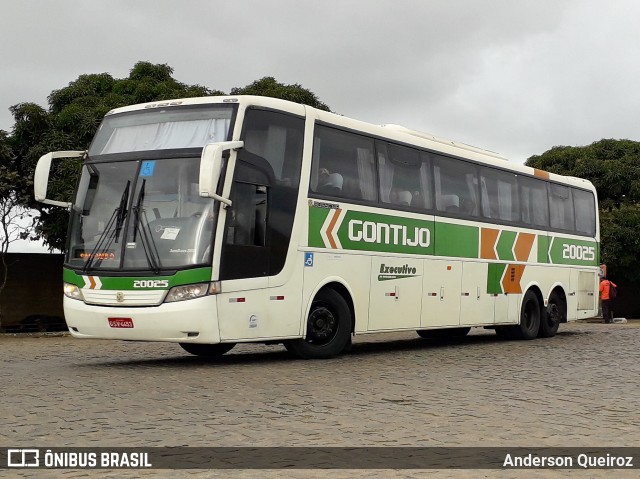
xmin=495 ymin=290 xmax=541 ymax=340
xmin=284 ymin=288 xmax=352 ymax=359
xmin=539 ymin=294 xmax=564 ymax=338
xmin=179 ymin=342 xmax=236 ymax=357
xmin=513 ymin=290 xmax=542 ymax=340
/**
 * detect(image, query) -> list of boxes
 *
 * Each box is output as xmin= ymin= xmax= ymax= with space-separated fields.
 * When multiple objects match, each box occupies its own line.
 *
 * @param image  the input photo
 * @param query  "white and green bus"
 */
xmin=34 ymin=95 xmax=599 ymax=359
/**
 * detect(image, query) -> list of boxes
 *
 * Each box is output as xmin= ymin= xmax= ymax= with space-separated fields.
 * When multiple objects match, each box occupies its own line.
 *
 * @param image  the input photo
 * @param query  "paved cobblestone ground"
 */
xmin=1 ymin=321 xmax=639 ymax=478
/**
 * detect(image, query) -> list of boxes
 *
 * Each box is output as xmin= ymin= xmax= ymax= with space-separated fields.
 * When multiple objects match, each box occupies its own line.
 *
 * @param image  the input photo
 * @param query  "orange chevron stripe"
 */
xmin=481 ymin=228 xmax=499 ymax=260
xmin=533 ymin=168 xmax=550 ymax=180
xmin=326 ymin=209 xmax=341 ymax=249
xmin=514 ymin=233 xmax=535 ymax=262
xmin=502 ymin=264 xmax=526 ymax=294
xmin=88 ymin=276 xmax=97 ymax=289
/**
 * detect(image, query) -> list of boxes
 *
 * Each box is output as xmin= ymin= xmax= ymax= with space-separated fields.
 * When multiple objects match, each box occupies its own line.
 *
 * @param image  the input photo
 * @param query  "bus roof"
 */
xmin=105 ymin=95 xmax=596 ymax=193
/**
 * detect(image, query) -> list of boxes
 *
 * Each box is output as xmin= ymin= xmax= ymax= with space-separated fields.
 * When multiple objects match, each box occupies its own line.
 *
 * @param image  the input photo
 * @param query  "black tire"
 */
xmin=417 ymin=327 xmax=471 ymax=339
xmin=284 ymin=288 xmax=352 ymax=359
xmin=539 ymin=294 xmax=564 ymax=338
xmin=495 ymin=290 xmax=542 ymax=340
xmin=179 ymin=342 xmax=236 ymax=357
xmin=513 ymin=290 xmax=542 ymax=340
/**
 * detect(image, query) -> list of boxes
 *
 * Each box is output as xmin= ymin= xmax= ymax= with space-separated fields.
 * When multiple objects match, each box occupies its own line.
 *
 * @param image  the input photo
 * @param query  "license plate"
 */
xmin=108 ymin=318 xmax=134 ymax=328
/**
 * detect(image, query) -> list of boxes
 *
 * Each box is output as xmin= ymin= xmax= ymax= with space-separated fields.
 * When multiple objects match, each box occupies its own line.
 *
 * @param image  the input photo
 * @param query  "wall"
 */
xmin=609 ymin=281 xmax=640 ymax=319
xmin=0 ymin=253 xmax=65 ymax=331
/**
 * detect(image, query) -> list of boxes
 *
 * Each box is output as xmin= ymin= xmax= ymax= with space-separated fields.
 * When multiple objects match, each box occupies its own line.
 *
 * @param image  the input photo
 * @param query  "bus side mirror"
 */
xmin=199 ymin=141 xmax=243 ymax=207
xmin=34 ymin=151 xmax=85 ymax=208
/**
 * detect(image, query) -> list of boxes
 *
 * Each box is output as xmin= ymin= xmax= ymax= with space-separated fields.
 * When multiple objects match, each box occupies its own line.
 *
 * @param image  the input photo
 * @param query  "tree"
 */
xmin=8 ymin=64 xmax=331 ymax=250
xmin=526 ymin=139 xmax=640 ymax=210
xmin=526 ymin=139 xmax=640 ymax=283
xmin=0 ymin=130 xmax=36 ymax=329
xmin=231 ymin=76 xmax=330 ymax=111
xmin=9 ymin=62 xmax=222 ymax=250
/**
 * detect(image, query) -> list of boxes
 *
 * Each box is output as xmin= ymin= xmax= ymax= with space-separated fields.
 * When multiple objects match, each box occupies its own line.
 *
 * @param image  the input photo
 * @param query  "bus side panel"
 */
xmin=521 ymin=264 xmax=572 ymax=318
xmin=302 ymin=251 xmax=371 ymax=334
xmin=460 ymin=261 xmax=496 ymax=326
xmin=368 ymin=257 xmax=423 ymax=331
xmin=421 ymin=259 xmax=462 ymax=328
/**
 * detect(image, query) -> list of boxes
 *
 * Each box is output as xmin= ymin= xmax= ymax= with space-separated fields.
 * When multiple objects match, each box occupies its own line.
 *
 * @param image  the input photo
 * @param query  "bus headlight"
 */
xmin=165 ymin=282 xmax=212 ymax=303
xmin=63 ymin=282 xmax=84 ymax=301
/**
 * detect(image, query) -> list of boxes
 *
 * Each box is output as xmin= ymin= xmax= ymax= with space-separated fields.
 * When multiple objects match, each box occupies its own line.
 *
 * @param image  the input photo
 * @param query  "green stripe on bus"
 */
xmin=308 ymin=206 xmax=330 ymax=248
xmin=433 ymin=222 xmax=479 ymax=258
xmin=496 ymin=230 xmax=517 ymax=261
xmin=307 ymin=206 xmax=598 ymax=266
xmin=537 ymin=235 xmax=550 ymax=263
xmin=487 ymin=263 xmax=507 ymax=294
xmin=336 ymin=210 xmax=435 ymax=255
xmin=63 ymin=267 xmax=213 ymax=290
xmin=548 ymin=237 xmax=599 ymax=266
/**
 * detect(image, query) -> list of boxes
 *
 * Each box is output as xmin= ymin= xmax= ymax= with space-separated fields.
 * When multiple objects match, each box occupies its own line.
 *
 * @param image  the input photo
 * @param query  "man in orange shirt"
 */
xmin=599 ymin=276 xmax=617 ymax=323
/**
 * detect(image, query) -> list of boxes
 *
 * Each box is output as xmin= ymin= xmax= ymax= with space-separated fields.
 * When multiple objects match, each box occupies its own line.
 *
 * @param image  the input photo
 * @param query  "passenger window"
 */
xmin=311 ymin=126 xmax=377 ymax=202
xmin=573 ymin=189 xmax=596 ymax=237
xmin=377 ymin=142 xmax=432 ymax=209
xmin=479 ymin=167 xmax=519 ymax=222
xmin=549 ymin=184 xmax=575 ymax=231
xmin=433 ymin=156 xmax=479 ymax=217
xmin=519 ymin=176 xmax=549 ymax=228
xmin=242 ymin=108 xmax=304 ymax=186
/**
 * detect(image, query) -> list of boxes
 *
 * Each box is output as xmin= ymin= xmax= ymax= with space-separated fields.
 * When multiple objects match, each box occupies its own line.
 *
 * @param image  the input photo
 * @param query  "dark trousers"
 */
xmin=602 ymin=300 xmax=613 ymax=323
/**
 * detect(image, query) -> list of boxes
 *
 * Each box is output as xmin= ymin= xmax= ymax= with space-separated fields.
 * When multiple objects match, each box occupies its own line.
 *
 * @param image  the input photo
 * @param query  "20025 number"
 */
xmin=562 ymin=244 xmax=595 ymax=261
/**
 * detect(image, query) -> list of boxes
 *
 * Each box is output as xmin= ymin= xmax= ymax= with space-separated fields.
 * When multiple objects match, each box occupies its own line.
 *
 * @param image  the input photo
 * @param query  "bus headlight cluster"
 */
xmin=63 ymin=282 xmax=84 ymax=301
xmin=164 ymin=282 xmax=213 ymax=303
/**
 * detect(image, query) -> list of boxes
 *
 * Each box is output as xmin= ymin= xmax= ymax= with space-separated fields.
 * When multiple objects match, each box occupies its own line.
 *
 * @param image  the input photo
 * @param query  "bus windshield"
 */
xmin=67 ymin=157 xmax=217 ymax=271
xmin=67 ymin=158 xmax=214 ymax=271
xmin=65 ymin=104 xmax=237 ymax=272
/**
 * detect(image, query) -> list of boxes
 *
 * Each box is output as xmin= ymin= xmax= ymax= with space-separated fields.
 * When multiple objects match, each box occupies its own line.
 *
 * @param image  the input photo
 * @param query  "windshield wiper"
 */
xmin=131 ymin=179 xmax=162 ymax=274
xmin=83 ymin=181 xmax=130 ymax=271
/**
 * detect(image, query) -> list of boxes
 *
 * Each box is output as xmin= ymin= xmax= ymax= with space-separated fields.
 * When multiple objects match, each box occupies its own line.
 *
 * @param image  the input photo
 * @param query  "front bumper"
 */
xmin=63 ymin=295 xmax=221 ymax=343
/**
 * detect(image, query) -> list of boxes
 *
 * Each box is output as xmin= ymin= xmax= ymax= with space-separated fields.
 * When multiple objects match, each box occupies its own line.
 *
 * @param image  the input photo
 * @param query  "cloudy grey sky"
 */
xmin=2 ymin=0 xmax=640 ymax=161
xmin=2 ymin=0 xmax=640 ymax=250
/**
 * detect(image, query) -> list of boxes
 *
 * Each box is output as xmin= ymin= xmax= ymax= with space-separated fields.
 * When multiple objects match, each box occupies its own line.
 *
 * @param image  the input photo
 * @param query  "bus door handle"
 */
xmin=440 ymin=287 xmax=445 ymax=301
xmin=477 ymin=287 xmax=481 ymax=300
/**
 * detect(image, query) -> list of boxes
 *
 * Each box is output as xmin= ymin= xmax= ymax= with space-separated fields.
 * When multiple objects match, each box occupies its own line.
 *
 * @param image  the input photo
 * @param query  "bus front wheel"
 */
xmin=284 ymin=288 xmax=352 ymax=359
xmin=179 ymin=342 xmax=236 ymax=357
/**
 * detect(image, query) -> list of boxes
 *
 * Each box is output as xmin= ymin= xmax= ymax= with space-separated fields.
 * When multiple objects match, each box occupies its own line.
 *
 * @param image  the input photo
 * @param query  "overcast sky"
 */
xmin=3 ymin=0 xmax=640 ymax=251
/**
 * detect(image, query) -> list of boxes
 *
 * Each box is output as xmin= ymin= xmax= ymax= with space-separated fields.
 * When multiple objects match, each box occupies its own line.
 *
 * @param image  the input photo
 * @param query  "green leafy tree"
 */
xmin=526 ymin=139 xmax=640 ymax=210
xmin=527 ymin=139 xmax=640 ymax=283
xmin=231 ymin=76 xmax=330 ymax=111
